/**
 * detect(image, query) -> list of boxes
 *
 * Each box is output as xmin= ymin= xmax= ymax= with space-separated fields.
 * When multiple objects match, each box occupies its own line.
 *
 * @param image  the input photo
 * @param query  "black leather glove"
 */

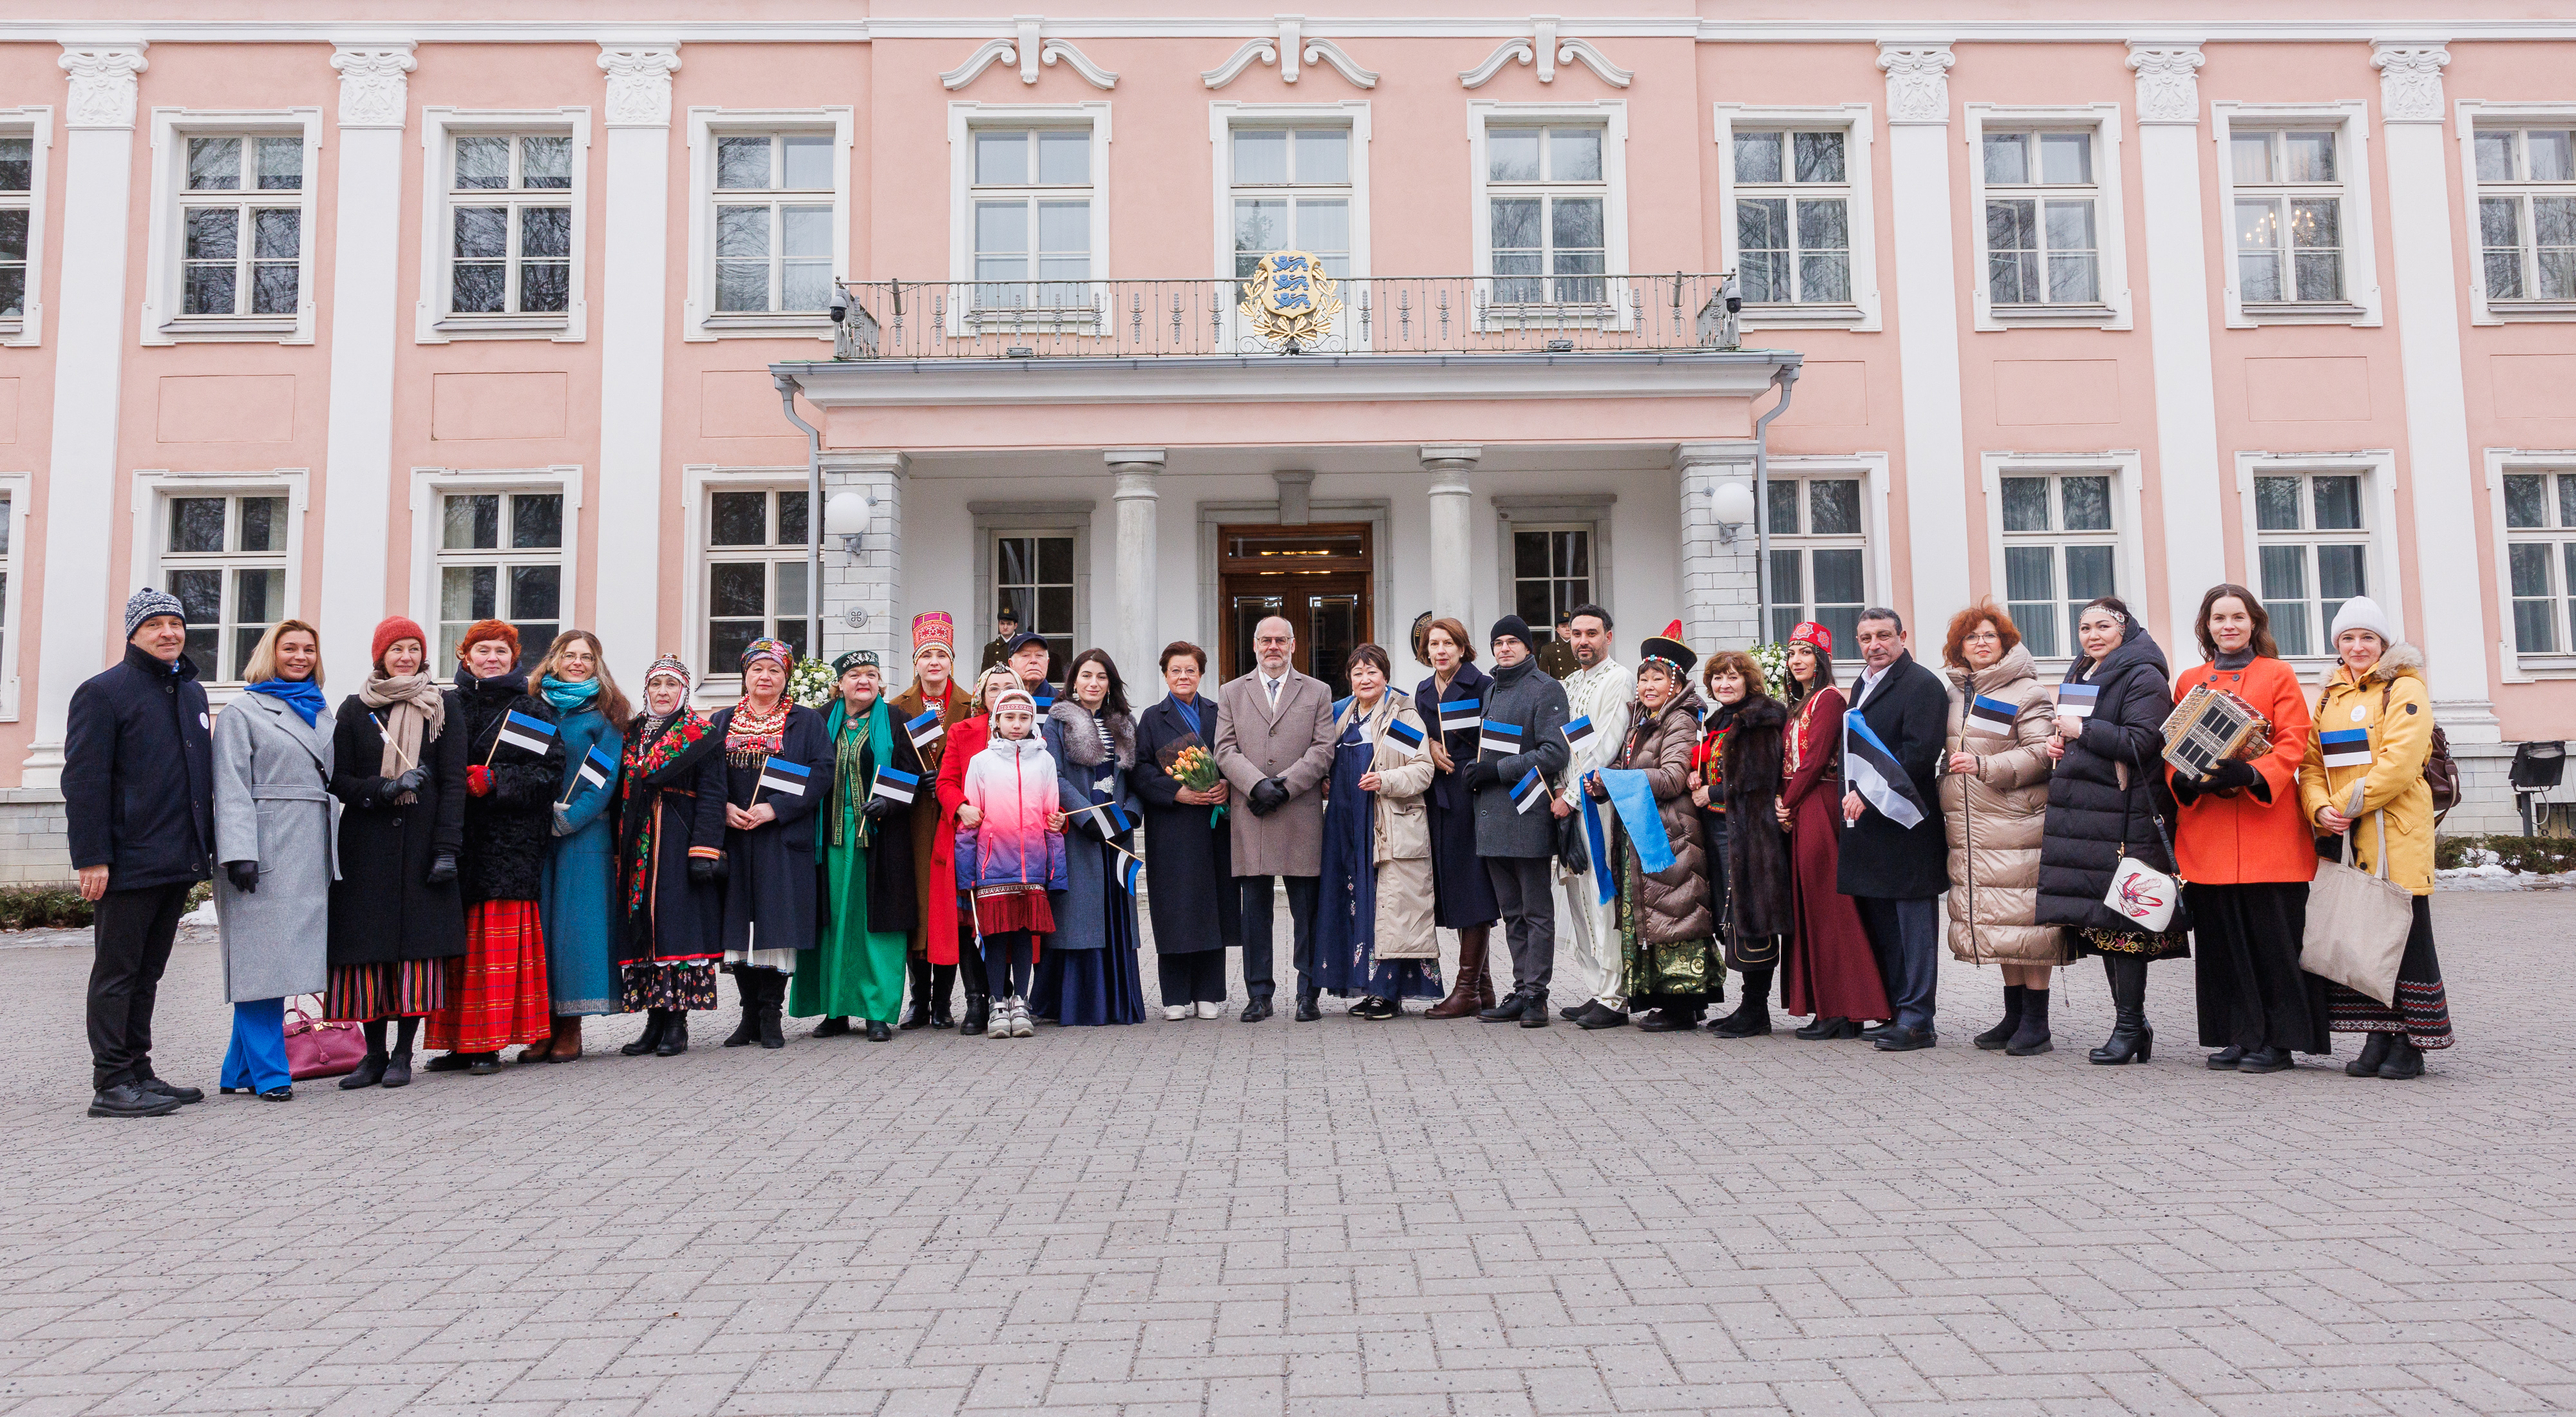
xmin=2204 ymin=758 xmax=2260 ymax=794
xmin=394 ymin=766 xmax=428 ymax=797
xmin=2168 ymin=772 xmax=2202 ymax=808
xmin=1250 ymin=778 xmax=1290 ymax=815
xmin=225 ymin=861 xmax=259 ymax=894
xmin=688 ymin=856 xmax=719 ymax=886
xmin=1463 ymin=760 xmax=1503 ymax=792
xmin=861 ymin=796 xmax=898 ymax=821
xmin=426 ymin=852 xmax=458 ymax=886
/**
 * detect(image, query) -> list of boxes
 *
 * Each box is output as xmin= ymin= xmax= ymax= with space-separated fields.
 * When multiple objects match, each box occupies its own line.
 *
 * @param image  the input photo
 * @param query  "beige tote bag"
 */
xmin=2297 ymin=795 xmax=2412 ymax=1007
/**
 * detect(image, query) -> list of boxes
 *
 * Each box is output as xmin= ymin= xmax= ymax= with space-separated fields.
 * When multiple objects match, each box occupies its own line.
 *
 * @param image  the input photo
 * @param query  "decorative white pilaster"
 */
xmin=2126 ymin=42 xmax=2227 ymax=663
xmin=1877 ymin=43 xmax=1968 ymax=628
xmin=319 ymin=44 xmax=415 ymax=692
xmin=594 ymin=43 xmax=679 ymax=685
xmin=2374 ymin=41 xmax=2497 ymax=738
xmin=28 ymin=44 xmax=147 ymax=790
xmin=1107 ymin=449 xmax=1164 ymax=682
xmin=1678 ymin=442 xmax=1759 ymax=649
xmin=1421 ymin=445 xmax=1479 ymax=629
xmin=820 ymin=451 xmax=904 ymax=665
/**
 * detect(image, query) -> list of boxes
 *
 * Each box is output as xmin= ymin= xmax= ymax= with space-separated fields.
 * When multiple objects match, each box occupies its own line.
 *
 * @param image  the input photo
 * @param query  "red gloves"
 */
xmin=466 ymin=765 xmax=492 ymax=797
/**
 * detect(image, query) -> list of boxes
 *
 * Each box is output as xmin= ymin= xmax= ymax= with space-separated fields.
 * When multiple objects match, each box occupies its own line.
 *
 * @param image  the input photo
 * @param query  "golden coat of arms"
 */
xmin=1237 ymin=249 xmax=1342 ymax=352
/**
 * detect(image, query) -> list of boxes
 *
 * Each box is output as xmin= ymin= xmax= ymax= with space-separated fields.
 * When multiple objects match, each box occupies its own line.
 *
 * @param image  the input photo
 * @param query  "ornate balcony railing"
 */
xmin=825 ymin=271 xmax=1744 ymax=360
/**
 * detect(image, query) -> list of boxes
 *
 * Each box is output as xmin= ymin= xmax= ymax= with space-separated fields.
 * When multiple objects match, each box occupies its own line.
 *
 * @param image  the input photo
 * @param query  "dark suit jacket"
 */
xmin=1835 ymin=650 xmax=1949 ymax=899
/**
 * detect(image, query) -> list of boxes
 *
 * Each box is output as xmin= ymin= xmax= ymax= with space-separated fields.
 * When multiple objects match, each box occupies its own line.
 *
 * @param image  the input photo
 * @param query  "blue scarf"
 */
xmin=540 ymin=674 xmax=602 ymax=713
xmin=247 ymin=678 xmax=326 ymax=726
xmin=1170 ymin=692 xmax=1202 ymax=737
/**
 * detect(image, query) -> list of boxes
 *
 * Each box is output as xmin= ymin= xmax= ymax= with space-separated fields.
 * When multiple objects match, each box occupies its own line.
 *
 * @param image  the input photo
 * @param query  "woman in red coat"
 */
xmin=931 ymin=665 xmax=1022 ymax=1038
xmin=2168 ymin=584 xmax=2325 ymax=1073
xmin=1772 ymin=622 xmax=1892 ymax=1037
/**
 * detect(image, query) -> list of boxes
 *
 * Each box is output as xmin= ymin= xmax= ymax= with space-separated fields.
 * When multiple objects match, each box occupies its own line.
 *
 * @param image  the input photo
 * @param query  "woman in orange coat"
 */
xmin=2168 ymin=584 xmax=2325 ymax=1074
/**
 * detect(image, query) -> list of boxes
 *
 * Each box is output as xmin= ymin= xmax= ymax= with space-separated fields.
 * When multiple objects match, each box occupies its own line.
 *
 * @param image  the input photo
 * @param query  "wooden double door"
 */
xmin=1215 ymin=522 xmax=1373 ymax=691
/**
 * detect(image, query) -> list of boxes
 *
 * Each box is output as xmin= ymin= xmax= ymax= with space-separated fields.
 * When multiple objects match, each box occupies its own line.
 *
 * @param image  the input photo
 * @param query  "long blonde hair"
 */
xmin=528 ymin=629 xmax=633 ymax=725
xmin=242 ymin=620 xmax=324 ymax=687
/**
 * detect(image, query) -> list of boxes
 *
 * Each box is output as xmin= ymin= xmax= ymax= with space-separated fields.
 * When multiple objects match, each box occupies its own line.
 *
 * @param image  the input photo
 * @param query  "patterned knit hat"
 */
xmin=911 ymin=611 xmax=954 ymax=657
xmin=456 ymin=618 xmax=518 ymax=660
xmin=833 ymin=649 xmax=880 ymax=676
xmin=990 ymin=685 xmax=1037 ymax=716
xmin=124 ymin=587 xmax=185 ymax=640
xmin=644 ymin=653 xmax=692 ymax=690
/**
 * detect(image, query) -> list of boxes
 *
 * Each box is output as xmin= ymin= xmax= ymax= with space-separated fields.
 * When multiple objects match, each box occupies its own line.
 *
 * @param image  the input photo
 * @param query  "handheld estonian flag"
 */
xmin=496 ymin=710 xmax=557 ymax=757
xmin=1385 ymin=716 xmax=1425 ymax=752
xmin=1091 ymin=788 xmax=1131 ymax=835
xmin=1439 ymin=698 xmax=1482 ymax=735
xmin=2318 ymin=728 xmax=2373 ymax=770
xmin=2056 ymin=683 xmax=2100 ymax=721
xmin=1842 ymin=712 xmax=1927 ymax=830
xmin=576 ymin=744 xmax=616 ymax=790
xmin=1562 ymin=715 xmax=1596 ymax=750
xmin=756 ymin=756 xmax=811 ymax=799
xmin=905 ymin=708 xmax=943 ymax=750
xmin=871 ymin=764 xmax=920 ymax=804
xmin=1511 ymin=767 xmax=1550 ymax=815
xmin=1112 ymin=844 xmax=1144 ymax=895
xmin=1966 ymin=694 xmax=2019 ymax=735
xmin=1480 ymin=719 xmax=1524 ymax=758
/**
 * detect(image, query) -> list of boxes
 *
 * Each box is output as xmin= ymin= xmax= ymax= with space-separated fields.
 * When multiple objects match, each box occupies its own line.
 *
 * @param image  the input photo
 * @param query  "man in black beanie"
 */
xmin=1462 ymin=614 xmax=1570 ymax=1027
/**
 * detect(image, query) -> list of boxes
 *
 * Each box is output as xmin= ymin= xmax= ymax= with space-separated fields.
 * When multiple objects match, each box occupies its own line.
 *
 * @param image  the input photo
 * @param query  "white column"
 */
xmin=2127 ymin=43 xmax=2228 ymax=665
xmin=819 ymin=450 xmax=904 ymax=665
xmin=26 ymin=44 xmax=147 ymax=791
xmin=1878 ymin=43 xmax=1969 ymax=629
xmin=1421 ymin=444 xmax=1479 ymax=629
xmin=593 ymin=44 xmax=679 ymax=686
xmin=319 ymin=44 xmax=415 ymax=691
xmin=1107 ymin=448 xmax=1164 ymax=680
xmin=2374 ymin=41 xmax=2499 ymax=739
xmin=1678 ymin=442 xmax=1759 ymax=648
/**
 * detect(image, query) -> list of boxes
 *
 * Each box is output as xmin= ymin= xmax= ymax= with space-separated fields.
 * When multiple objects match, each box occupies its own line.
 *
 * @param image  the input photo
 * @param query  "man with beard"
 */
xmin=1549 ymin=607 xmax=1636 ymax=1027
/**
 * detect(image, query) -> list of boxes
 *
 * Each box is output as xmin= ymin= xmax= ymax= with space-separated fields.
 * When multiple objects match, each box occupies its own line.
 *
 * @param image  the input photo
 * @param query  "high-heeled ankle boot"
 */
xmin=340 ymin=1020 xmax=390 ymax=1089
xmin=622 ymin=1009 xmax=669 ymax=1056
xmin=1711 ymin=966 xmax=1773 ymax=1037
xmin=1975 ymin=984 xmax=2026 ymax=1051
xmin=657 ymin=1011 xmax=690 ymax=1056
xmin=2088 ymin=955 xmax=2154 ymax=1065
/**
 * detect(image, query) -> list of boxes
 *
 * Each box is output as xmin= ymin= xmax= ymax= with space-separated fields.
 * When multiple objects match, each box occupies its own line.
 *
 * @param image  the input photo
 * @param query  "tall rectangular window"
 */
xmin=2504 ymin=469 xmax=2576 ymax=657
xmin=972 ymin=128 xmax=1092 ymax=311
xmin=704 ymin=488 xmax=810 ymax=669
xmin=2252 ymin=472 xmax=2368 ymax=658
xmin=448 ymin=133 xmax=573 ymax=317
xmin=0 ymin=133 xmax=28 ymax=321
xmin=436 ymin=491 xmax=562 ymax=669
xmin=714 ymin=132 xmax=833 ymax=315
xmin=1511 ymin=527 xmax=1593 ymax=644
xmin=162 ymin=492 xmax=289 ymax=682
xmin=1486 ymin=125 xmax=1606 ymax=305
xmin=1732 ymin=129 xmax=1850 ymax=305
xmin=992 ymin=532 xmax=1075 ymax=668
xmin=1982 ymin=130 xmax=2098 ymax=307
xmin=180 ymin=134 xmax=304 ymax=318
xmin=2231 ymin=129 xmax=2345 ymax=305
xmin=1997 ymin=473 xmax=2118 ymax=660
xmin=2475 ymin=127 xmax=2576 ymax=303
xmin=1766 ymin=476 xmax=1868 ymax=654
xmin=1231 ymin=126 xmax=1351 ymax=280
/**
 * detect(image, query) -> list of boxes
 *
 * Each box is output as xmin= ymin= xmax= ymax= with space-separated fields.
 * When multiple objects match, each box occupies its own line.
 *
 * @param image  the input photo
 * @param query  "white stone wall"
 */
xmin=818 ymin=452 xmax=905 ymax=666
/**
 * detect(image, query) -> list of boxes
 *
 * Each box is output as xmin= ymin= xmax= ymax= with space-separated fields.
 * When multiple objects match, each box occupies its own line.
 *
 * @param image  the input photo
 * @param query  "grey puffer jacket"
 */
xmin=1470 ymin=656 xmax=1570 ymax=859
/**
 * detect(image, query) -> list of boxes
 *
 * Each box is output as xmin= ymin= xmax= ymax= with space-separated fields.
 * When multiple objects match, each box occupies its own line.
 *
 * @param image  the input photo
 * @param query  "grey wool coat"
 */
xmin=211 ymin=690 xmax=338 ymax=1002
xmin=1471 ymin=658 xmax=1571 ymax=859
xmin=1214 ymin=666 xmax=1338 ymax=877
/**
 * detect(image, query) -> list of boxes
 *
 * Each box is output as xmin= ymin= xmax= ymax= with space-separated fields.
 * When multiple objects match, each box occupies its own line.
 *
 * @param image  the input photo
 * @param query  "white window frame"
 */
xmin=1467 ymin=100 xmax=1631 ymax=331
xmin=1761 ymin=453 xmax=1892 ymax=659
xmin=0 ymin=109 xmax=51 ymax=347
xmin=128 ymin=468 xmax=310 ymax=701
xmin=1978 ymin=451 xmax=2147 ymax=669
xmin=1209 ymin=101 xmax=1371 ymax=349
xmin=1963 ymin=104 xmax=2131 ymax=332
xmin=683 ymin=106 xmax=853 ymax=342
xmin=1712 ymin=103 xmax=1880 ymax=331
xmin=415 ymin=108 xmax=590 ymax=344
xmin=679 ymin=464 xmax=813 ymax=701
xmin=2231 ymin=451 xmax=2401 ymax=670
xmin=2210 ymin=103 xmax=2380 ymax=328
xmin=139 ymin=108 xmax=323 ymax=345
xmin=2457 ymin=102 xmax=2576 ymax=324
xmin=970 ymin=500 xmax=1094 ymax=662
xmin=0 ymin=471 xmax=30 ymax=718
xmin=2483 ymin=448 xmax=2576 ymax=681
xmin=405 ymin=466 xmax=584 ymax=666
xmin=947 ymin=102 xmax=1112 ymax=337
xmin=1493 ymin=494 xmax=1616 ymax=638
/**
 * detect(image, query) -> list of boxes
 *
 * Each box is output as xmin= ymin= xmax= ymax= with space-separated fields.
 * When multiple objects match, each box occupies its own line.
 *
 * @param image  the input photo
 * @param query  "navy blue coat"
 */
xmin=1835 ymin=651 xmax=1951 ymax=900
xmin=1411 ymin=663 xmax=1501 ymax=927
xmin=64 ymin=644 xmax=215 ymax=891
xmin=1132 ymin=694 xmax=1240 ymax=955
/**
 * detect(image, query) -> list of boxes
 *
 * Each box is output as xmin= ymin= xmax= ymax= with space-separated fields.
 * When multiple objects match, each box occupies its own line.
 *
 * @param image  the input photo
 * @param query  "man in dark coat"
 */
xmin=64 ymin=588 xmax=216 ymax=1117
xmin=1835 ymin=607 xmax=1950 ymax=1051
xmin=1464 ymin=615 xmax=1571 ymax=1027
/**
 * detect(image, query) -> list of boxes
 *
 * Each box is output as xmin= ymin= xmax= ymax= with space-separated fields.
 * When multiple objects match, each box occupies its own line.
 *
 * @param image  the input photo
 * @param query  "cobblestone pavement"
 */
xmin=2 ymin=891 xmax=2571 ymax=1417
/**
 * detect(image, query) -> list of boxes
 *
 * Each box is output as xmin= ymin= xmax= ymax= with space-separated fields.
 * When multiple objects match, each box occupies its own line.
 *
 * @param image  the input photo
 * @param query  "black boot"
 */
xmin=1975 ymin=984 xmax=2026 ymax=1051
xmin=723 ymin=988 xmax=759 ymax=1047
xmin=2345 ymin=1031 xmax=2394 ymax=1077
xmin=381 ymin=1018 xmax=418 ymax=1088
xmin=621 ymin=1009 xmax=670 ymax=1056
xmin=1518 ymin=988 xmax=1551 ymax=1027
xmin=657 ymin=1011 xmax=690 ymax=1056
xmin=900 ymin=958 xmax=934 ymax=1030
xmin=2378 ymin=1034 xmax=2425 ymax=1079
xmin=340 ymin=1021 xmax=390 ymax=1089
xmin=1479 ymin=987 xmax=1530 ymax=1023
xmin=755 ymin=976 xmax=788 ymax=1049
xmin=960 ymin=990 xmax=990 ymax=1038
xmin=1712 ymin=967 xmax=1772 ymax=1037
xmin=2089 ymin=955 xmax=2154 ymax=1065
xmin=812 ymin=1016 xmax=852 ymax=1038
xmin=2005 ymin=987 xmax=2052 ymax=1056
xmin=931 ymin=965 xmax=958 ymax=1029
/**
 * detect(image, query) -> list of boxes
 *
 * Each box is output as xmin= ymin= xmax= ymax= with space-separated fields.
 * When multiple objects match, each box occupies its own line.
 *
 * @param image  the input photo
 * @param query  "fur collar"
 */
xmin=1047 ymin=699 xmax=1135 ymax=769
xmin=2341 ymin=640 xmax=2425 ymax=689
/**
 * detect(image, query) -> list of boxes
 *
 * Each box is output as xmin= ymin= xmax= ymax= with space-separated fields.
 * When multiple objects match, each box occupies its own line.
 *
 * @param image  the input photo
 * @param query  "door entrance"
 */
xmin=1217 ymin=522 xmax=1374 ymax=690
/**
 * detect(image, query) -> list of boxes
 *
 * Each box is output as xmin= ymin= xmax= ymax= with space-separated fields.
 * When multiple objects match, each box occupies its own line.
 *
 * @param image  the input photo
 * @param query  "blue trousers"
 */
xmin=222 ymin=997 xmax=290 ymax=1093
xmin=1854 ymin=895 xmax=1940 ymax=1033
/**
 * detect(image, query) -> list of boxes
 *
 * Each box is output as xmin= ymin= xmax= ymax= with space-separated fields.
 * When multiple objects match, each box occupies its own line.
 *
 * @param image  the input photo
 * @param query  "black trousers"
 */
xmin=1157 ymin=950 xmax=1229 ymax=1005
xmin=1238 ymin=875 xmax=1318 ymax=999
xmin=88 ymin=882 xmax=193 ymax=1092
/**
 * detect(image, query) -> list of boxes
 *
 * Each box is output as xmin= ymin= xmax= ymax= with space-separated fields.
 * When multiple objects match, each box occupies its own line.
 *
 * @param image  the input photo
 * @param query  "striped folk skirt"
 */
xmin=321 ymin=958 xmax=450 ymax=1023
xmin=2326 ymin=894 xmax=2455 ymax=1050
xmin=424 ymin=899 xmax=554 ymax=1052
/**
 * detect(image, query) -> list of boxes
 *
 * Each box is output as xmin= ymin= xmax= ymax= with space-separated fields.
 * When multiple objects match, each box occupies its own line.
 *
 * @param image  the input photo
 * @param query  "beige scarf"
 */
xmin=357 ymin=670 xmax=446 ymax=801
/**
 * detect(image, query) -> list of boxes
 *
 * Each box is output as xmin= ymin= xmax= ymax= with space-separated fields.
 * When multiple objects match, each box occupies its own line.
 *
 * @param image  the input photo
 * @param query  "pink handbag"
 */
xmin=285 ymin=996 xmax=368 ymax=1079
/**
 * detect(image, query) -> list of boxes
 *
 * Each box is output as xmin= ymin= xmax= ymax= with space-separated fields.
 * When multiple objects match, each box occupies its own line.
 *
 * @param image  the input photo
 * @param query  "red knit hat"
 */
xmin=456 ymin=618 xmax=519 ymax=660
xmin=371 ymin=615 xmax=430 ymax=668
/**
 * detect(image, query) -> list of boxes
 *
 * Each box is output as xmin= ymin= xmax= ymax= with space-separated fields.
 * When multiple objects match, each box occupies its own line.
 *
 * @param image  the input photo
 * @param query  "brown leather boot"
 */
xmin=1426 ymin=926 xmax=1493 ymax=1020
xmin=546 ymin=1016 xmax=581 ymax=1062
xmin=514 ymin=1027 xmax=556 ymax=1065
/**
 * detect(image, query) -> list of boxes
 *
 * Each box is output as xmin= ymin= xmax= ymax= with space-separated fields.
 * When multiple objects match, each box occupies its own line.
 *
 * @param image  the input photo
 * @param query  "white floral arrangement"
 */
xmin=1747 ymin=641 xmax=1789 ymax=698
xmin=786 ymin=654 xmax=838 ymax=709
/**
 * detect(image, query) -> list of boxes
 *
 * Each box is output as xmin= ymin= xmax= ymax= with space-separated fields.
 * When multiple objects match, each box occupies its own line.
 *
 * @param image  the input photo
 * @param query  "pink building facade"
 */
xmin=0 ymin=3 xmax=2570 ymax=873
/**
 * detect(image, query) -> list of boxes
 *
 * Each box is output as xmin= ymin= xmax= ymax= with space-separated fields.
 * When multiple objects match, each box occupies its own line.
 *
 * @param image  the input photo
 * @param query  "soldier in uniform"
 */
xmin=978 ymin=604 xmax=1020 ymax=676
xmin=1537 ymin=611 xmax=1580 ymax=681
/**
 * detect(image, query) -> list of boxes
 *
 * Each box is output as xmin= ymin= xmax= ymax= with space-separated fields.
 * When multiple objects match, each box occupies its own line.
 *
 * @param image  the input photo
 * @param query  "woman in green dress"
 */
xmin=790 ymin=651 xmax=922 ymax=1041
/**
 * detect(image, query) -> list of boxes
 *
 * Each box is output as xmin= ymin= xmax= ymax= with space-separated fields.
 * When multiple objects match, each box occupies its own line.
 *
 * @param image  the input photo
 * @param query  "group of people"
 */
xmin=62 ymin=575 xmax=2455 ymax=1118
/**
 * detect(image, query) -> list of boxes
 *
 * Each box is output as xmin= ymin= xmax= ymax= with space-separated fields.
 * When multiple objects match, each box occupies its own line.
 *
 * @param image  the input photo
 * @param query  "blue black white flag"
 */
xmin=1966 ymin=694 xmax=2019 ymax=734
xmin=1386 ymin=716 xmax=1425 ymax=751
xmin=1091 ymin=789 xmax=1131 ymax=834
xmin=1513 ymin=767 xmax=1549 ymax=815
xmin=1562 ymin=715 xmax=1596 ymax=750
xmin=2318 ymin=728 xmax=2372 ymax=770
xmin=576 ymin=744 xmax=616 ymax=790
xmin=871 ymin=765 xmax=920 ymax=804
xmin=1842 ymin=712 xmax=1927 ymax=829
xmin=496 ymin=710 xmax=556 ymax=757
xmin=2056 ymin=683 xmax=2100 ymax=721
xmin=757 ymin=756 xmax=811 ymax=799
xmin=1481 ymin=720 xmax=1524 ymax=758
xmin=1439 ymin=698 xmax=1482 ymax=734
xmin=905 ymin=709 xmax=943 ymax=749
xmin=1112 ymin=844 xmax=1144 ymax=895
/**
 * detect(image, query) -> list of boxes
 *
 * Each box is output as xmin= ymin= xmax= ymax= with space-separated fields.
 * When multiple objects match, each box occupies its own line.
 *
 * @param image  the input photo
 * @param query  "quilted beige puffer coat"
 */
xmin=1938 ymin=643 xmax=2069 ymax=965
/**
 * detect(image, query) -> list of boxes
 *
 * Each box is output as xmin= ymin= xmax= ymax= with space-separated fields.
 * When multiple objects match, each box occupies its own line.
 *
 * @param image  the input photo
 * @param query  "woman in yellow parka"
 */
xmin=2295 ymin=595 xmax=2452 ymax=1079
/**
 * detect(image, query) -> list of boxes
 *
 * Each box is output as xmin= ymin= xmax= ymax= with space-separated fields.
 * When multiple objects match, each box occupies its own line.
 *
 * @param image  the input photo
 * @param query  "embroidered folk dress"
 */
xmin=790 ymin=697 xmax=917 ymax=1025
xmin=614 ymin=708 xmax=728 ymax=1012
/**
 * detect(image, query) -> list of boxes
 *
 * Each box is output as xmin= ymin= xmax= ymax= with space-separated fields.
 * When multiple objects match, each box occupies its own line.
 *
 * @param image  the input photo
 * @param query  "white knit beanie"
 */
xmin=2328 ymin=595 xmax=2393 ymax=646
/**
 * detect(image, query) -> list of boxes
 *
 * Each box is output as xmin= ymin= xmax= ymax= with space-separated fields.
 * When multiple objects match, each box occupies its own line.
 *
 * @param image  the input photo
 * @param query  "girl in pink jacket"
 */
xmin=955 ymin=687 xmax=1069 ymax=1037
